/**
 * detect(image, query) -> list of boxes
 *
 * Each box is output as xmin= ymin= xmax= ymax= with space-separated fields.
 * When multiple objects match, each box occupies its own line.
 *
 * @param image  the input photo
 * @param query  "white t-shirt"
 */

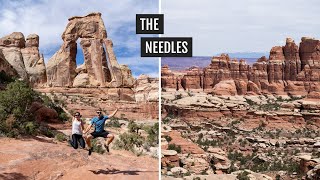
xmin=72 ymin=119 xmax=83 ymax=135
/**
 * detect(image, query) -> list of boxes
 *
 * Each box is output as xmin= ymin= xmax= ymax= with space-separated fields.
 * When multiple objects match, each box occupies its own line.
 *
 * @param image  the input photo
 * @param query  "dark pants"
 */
xmin=70 ymin=134 xmax=85 ymax=149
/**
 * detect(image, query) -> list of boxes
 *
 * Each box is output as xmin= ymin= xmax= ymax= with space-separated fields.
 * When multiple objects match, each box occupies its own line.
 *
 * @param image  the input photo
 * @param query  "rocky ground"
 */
xmin=161 ymin=89 xmax=320 ymax=180
xmin=0 ymin=120 xmax=159 ymax=180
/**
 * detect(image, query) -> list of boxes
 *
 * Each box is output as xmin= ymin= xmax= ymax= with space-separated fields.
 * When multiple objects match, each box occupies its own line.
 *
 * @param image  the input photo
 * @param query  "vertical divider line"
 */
xmin=158 ymin=0 xmax=162 ymax=179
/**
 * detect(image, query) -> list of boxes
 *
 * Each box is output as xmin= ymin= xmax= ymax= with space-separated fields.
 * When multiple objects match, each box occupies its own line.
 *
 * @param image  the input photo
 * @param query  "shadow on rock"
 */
xmin=0 ymin=172 xmax=28 ymax=180
xmin=89 ymin=168 xmax=155 ymax=176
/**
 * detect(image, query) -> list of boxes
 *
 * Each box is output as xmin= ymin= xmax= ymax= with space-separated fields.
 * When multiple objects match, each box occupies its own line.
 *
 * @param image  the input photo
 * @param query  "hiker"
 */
xmin=83 ymin=108 xmax=118 ymax=155
xmin=69 ymin=112 xmax=86 ymax=149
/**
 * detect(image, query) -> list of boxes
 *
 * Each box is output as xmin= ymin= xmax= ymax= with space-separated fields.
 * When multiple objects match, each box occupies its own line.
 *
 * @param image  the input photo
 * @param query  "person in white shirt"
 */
xmin=69 ymin=112 xmax=85 ymax=149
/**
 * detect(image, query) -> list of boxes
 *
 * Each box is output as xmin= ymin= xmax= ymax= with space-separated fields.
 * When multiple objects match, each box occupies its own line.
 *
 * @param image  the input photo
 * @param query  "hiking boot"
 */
xmin=88 ymin=148 xmax=93 ymax=156
xmin=104 ymin=145 xmax=109 ymax=153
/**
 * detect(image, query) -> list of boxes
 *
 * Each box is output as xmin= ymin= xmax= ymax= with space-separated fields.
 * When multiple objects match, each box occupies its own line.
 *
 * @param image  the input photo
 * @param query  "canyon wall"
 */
xmin=162 ymin=37 xmax=320 ymax=97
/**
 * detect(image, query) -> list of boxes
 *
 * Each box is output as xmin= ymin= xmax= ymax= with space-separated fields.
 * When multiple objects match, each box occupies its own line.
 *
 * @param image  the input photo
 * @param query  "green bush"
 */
xmin=114 ymin=132 xmax=144 ymax=152
xmin=92 ymin=139 xmax=106 ymax=154
xmin=0 ymin=81 xmax=38 ymax=136
xmin=175 ymin=94 xmax=182 ymax=100
xmin=128 ymin=120 xmax=142 ymax=133
xmin=168 ymin=143 xmax=181 ymax=153
xmin=0 ymin=81 xmax=36 ymax=120
xmin=106 ymin=118 xmax=121 ymax=128
xmin=55 ymin=133 xmax=67 ymax=142
xmin=144 ymin=122 xmax=159 ymax=146
xmin=164 ymin=135 xmax=172 ymax=142
xmin=162 ymin=116 xmax=171 ymax=124
xmin=23 ymin=121 xmax=38 ymax=135
xmin=237 ymin=171 xmax=250 ymax=180
xmin=259 ymin=102 xmax=281 ymax=111
xmin=58 ymin=112 xmax=69 ymax=121
xmin=41 ymin=94 xmax=67 ymax=121
xmin=40 ymin=126 xmax=55 ymax=138
xmin=246 ymin=99 xmax=256 ymax=106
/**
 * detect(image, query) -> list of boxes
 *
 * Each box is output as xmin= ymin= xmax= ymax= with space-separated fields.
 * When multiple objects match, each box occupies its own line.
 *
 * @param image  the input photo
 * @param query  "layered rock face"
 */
xmin=0 ymin=32 xmax=29 ymax=81
xmin=47 ymin=12 xmax=134 ymax=88
xmin=135 ymin=74 xmax=158 ymax=102
xmin=0 ymin=32 xmax=46 ymax=86
xmin=21 ymin=34 xmax=47 ymax=86
xmin=0 ymin=49 xmax=18 ymax=78
xmin=162 ymin=37 xmax=320 ymax=97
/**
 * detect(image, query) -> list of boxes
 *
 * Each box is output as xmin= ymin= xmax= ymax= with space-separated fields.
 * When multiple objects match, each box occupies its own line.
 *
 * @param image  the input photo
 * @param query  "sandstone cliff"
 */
xmin=162 ymin=37 xmax=320 ymax=97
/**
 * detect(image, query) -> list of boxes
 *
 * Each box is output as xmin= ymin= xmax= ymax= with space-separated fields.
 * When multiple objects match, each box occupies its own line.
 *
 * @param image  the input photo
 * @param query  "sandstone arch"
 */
xmin=46 ymin=12 xmax=134 ymax=88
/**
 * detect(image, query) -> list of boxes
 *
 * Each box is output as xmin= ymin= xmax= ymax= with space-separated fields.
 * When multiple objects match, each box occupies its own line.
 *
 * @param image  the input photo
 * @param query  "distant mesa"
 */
xmin=162 ymin=37 xmax=320 ymax=97
xmin=0 ymin=12 xmax=134 ymax=88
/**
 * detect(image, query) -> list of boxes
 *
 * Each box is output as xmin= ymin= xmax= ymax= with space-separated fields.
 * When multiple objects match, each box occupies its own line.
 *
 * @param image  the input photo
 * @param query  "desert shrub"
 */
xmin=231 ymin=120 xmax=241 ymax=126
xmin=0 ymin=81 xmax=38 ymax=136
xmin=128 ymin=120 xmax=142 ymax=133
xmin=246 ymin=99 xmax=256 ymax=106
xmin=58 ymin=112 xmax=69 ymax=121
xmin=175 ymin=94 xmax=182 ymax=100
xmin=41 ymin=94 xmax=67 ymax=121
xmin=184 ymin=171 xmax=191 ymax=176
xmin=259 ymin=102 xmax=281 ymax=111
xmin=23 ymin=121 xmax=38 ymax=135
xmin=92 ymin=139 xmax=105 ymax=154
xmin=168 ymin=143 xmax=181 ymax=153
xmin=43 ymin=128 xmax=55 ymax=138
xmin=228 ymin=151 xmax=245 ymax=162
xmin=164 ymin=135 xmax=172 ymax=142
xmin=144 ymin=122 xmax=159 ymax=146
xmin=0 ymin=81 xmax=36 ymax=120
xmin=106 ymin=118 xmax=121 ymax=128
xmin=55 ymin=133 xmax=67 ymax=142
xmin=237 ymin=171 xmax=250 ymax=180
xmin=162 ymin=116 xmax=171 ymax=124
xmin=114 ymin=132 xmax=144 ymax=152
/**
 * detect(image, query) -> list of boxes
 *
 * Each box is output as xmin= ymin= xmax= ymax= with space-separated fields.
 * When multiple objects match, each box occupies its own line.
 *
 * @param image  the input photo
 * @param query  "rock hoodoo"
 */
xmin=162 ymin=37 xmax=320 ymax=97
xmin=46 ymin=12 xmax=134 ymax=88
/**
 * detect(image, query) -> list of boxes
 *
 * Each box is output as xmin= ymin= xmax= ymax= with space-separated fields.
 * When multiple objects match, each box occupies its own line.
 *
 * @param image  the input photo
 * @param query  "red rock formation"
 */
xmin=29 ymin=102 xmax=59 ymax=123
xmin=162 ymin=37 xmax=320 ymax=97
xmin=47 ymin=12 xmax=134 ymax=88
xmin=161 ymin=65 xmax=182 ymax=90
xmin=0 ymin=33 xmax=46 ymax=86
xmin=283 ymin=38 xmax=301 ymax=81
xmin=21 ymin=34 xmax=47 ymax=87
xmin=0 ymin=32 xmax=28 ymax=80
xmin=182 ymin=66 xmax=202 ymax=89
xmin=0 ymin=49 xmax=18 ymax=78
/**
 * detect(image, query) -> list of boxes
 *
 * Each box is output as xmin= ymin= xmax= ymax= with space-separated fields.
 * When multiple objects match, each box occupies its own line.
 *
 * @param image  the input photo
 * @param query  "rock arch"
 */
xmin=46 ymin=12 xmax=134 ymax=88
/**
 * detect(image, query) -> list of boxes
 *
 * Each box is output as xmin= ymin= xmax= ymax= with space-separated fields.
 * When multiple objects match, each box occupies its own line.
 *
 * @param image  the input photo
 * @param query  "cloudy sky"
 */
xmin=162 ymin=0 xmax=320 ymax=56
xmin=0 ymin=0 xmax=158 ymax=77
